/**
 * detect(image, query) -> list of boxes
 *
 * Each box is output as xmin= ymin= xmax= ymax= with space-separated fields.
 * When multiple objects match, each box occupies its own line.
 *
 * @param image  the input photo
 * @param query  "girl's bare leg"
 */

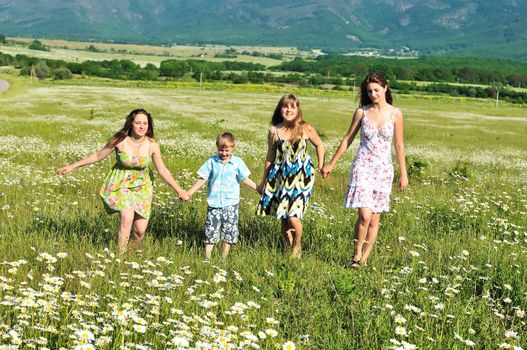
xmin=129 ymin=213 xmax=148 ymax=250
xmin=353 ymin=208 xmax=372 ymax=262
xmin=117 ymin=209 xmax=135 ymax=253
xmin=281 ymin=219 xmax=293 ymax=252
xmin=360 ymin=213 xmax=381 ymax=265
xmin=289 ymin=217 xmax=303 ymax=258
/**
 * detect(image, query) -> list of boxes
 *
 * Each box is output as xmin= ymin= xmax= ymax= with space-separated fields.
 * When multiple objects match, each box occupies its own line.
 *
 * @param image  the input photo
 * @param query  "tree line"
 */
xmin=275 ymin=56 xmax=527 ymax=87
xmin=1 ymin=51 xmax=526 ymax=103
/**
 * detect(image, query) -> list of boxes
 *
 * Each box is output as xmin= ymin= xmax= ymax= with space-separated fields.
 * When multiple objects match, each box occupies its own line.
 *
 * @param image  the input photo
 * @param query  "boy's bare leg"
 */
xmin=204 ymin=244 xmax=214 ymax=260
xmin=221 ymin=242 xmax=231 ymax=259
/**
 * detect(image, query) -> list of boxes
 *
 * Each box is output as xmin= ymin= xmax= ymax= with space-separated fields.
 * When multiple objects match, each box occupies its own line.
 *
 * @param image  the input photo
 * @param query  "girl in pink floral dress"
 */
xmin=322 ymin=73 xmax=408 ymax=268
xmin=57 ymin=109 xmax=189 ymax=252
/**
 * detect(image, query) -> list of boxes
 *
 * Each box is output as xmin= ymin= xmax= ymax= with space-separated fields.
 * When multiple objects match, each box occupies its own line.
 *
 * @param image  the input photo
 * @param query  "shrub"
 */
xmin=54 ymin=67 xmax=72 ymax=80
xmin=33 ymin=61 xmax=49 ymax=79
xmin=28 ymin=39 xmax=49 ymax=51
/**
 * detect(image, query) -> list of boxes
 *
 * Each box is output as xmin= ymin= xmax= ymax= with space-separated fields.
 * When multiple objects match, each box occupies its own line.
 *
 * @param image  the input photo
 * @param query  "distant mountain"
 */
xmin=1 ymin=0 xmax=526 ymax=59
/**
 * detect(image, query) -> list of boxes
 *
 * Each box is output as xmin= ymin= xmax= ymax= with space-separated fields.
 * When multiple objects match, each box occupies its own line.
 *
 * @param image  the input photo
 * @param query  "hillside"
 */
xmin=0 ymin=0 xmax=526 ymax=59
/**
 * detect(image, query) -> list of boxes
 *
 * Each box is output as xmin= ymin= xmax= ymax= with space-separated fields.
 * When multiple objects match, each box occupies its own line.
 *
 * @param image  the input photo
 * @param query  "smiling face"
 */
xmin=217 ymin=142 xmax=235 ymax=162
xmin=280 ymin=102 xmax=299 ymax=123
xmin=366 ymin=82 xmax=387 ymax=104
xmin=131 ymin=113 xmax=149 ymax=138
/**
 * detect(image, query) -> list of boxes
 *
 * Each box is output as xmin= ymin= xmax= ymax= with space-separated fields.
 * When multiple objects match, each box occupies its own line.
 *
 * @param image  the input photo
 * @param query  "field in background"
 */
xmin=1 ymin=37 xmax=314 ymax=67
xmin=0 ymin=72 xmax=526 ymax=349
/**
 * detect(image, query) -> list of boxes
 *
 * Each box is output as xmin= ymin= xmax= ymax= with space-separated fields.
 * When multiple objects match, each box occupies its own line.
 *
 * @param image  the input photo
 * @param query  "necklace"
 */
xmin=128 ymin=137 xmax=146 ymax=154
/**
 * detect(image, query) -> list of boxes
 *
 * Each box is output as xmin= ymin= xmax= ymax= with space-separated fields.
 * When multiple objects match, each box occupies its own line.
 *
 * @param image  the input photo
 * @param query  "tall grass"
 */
xmin=0 ymin=74 xmax=526 ymax=349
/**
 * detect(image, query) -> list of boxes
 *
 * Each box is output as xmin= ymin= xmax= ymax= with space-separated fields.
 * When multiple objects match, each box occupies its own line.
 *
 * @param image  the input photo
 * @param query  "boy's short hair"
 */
xmin=216 ymin=132 xmax=235 ymax=148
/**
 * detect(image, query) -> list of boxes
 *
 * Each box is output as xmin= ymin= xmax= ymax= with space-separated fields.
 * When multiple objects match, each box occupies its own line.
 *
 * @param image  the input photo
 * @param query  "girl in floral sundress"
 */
xmin=57 ymin=109 xmax=189 ymax=252
xmin=256 ymin=94 xmax=325 ymax=258
xmin=322 ymin=73 xmax=408 ymax=268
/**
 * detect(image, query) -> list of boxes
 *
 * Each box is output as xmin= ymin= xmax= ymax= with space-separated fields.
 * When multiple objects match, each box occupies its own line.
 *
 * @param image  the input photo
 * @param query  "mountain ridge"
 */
xmin=1 ymin=0 xmax=526 ymax=59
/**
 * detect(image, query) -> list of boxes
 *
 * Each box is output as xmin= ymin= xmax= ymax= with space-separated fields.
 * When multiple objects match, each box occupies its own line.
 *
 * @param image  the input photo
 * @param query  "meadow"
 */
xmin=0 ymin=71 xmax=526 ymax=349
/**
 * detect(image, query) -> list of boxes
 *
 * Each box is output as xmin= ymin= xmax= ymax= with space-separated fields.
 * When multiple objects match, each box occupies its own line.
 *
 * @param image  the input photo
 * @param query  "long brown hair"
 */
xmin=359 ymin=72 xmax=393 ymax=107
xmin=271 ymin=93 xmax=305 ymax=144
xmin=108 ymin=108 xmax=154 ymax=146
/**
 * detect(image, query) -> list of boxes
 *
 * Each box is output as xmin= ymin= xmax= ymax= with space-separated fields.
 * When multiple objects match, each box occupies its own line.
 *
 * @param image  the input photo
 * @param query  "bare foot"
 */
xmin=290 ymin=246 xmax=302 ymax=259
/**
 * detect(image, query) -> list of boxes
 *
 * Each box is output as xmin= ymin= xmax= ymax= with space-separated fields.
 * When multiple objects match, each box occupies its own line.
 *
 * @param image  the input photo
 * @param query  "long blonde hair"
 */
xmin=271 ymin=93 xmax=305 ymax=144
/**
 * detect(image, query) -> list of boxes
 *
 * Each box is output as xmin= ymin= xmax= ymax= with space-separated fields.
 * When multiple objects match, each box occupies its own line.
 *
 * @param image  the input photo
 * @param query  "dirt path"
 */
xmin=0 ymin=79 xmax=9 ymax=93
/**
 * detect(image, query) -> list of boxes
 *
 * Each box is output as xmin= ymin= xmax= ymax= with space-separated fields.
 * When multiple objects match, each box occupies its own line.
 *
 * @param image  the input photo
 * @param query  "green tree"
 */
xmin=33 ymin=61 xmax=49 ymax=79
xmin=86 ymin=45 xmax=100 ymax=53
xmin=54 ymin=67 xmax=72 ymax=80
xmin=0 ymin=34 xmax=6 ymax=44
xmin=159 ymin=60 xmax=190 ymax=77
xmin=28 ymin=39 xmax=49 ymax=51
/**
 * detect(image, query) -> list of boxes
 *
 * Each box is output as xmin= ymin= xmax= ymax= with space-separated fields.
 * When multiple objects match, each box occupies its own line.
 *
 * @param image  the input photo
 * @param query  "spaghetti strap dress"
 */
xmin=99 ymin=143 xmax=154 ymax=219
xmin=343 ymin=108 xmax=397 ymax=213
xmin=256 ymin=127 xmax=315 ymax=219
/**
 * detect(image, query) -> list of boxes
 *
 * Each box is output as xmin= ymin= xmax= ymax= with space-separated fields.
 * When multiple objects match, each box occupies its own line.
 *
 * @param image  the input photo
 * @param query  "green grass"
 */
xmin=0 ymin=72 xmax=526 ymax=349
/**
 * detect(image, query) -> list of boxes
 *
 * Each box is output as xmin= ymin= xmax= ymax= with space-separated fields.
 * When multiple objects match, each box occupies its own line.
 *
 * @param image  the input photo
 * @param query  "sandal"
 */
xmin=345 ymin=260 xmax=361 ymax=269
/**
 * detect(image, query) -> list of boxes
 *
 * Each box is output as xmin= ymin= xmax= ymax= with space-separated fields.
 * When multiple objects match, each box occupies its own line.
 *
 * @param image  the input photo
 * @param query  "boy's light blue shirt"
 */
xmin=197 ymin=155 xmax=251 ymax=208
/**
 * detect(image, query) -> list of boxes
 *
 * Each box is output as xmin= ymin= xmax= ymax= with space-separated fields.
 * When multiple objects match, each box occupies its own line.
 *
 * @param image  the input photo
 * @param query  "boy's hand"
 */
xmin=179 ymin=191 xmax=191 ymax=202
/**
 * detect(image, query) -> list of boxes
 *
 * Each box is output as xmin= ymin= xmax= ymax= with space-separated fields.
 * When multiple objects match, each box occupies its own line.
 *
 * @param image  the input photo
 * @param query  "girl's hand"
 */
xmin=399 ymin=176 xmax=408 ymax=191
xmin=179 ymin=191 xmax=190 ymax=202
xmin=320 ymin=164 xmax=333 ymax=179
xmin=56 ymin=165 xmax=74 ymax=175
xmin=256 ymin=182 xmax=265 ymax=195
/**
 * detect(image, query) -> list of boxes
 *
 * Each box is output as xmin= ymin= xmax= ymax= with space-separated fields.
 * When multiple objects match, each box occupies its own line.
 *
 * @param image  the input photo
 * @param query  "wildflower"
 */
xmin=247 ymin=301 xmax=261 ymax=309
xmin=395 ymin=326 xmax=408 ymax=337
xmin=213 ymin=274 xmax=226 ymax=284
xmin=172 ymin=336 xmax=189 ymax=347
xmin=266 ymin=317 xmax=279 ymax=325
xmin=434 ymin=303 xmax=445 ymax=311
xmin=76 ymin=329 xmax=95 ymax=343
xmin=265 ymin=329 xmax=278 ymax=337
xmin=74 ymin=344 xmax=96 ymax=350
xmin=282 ymin=341 xmax=295 ymax=350
xmin=504 ymin=330 xmax=518 ymax=339
xmin=394 ymin=315 xmax=407 ymax=324
xmin=400 ymin=341 xmax=417 ymax=350
xmin=465 ymin=339 xmax=475 ymax=347
xmin=133 ymin=324 xmax=147 ymax=333
xmin=515 ymin=309 xmax=525 ymax=318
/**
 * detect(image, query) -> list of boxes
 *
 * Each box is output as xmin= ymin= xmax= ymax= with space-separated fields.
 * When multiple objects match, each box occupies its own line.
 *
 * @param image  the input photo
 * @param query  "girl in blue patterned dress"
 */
xmin=256 ymin=94 xmax=325 ymax=258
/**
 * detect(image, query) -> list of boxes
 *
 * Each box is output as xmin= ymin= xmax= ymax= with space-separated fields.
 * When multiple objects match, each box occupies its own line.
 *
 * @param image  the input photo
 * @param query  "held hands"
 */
xmin=256 ymin=182 xmax=265 ymax=195
xmin=320 ymin=164 xmax=333 ymax=179
xmin=178 ymin=190 xmax=191 ymax=202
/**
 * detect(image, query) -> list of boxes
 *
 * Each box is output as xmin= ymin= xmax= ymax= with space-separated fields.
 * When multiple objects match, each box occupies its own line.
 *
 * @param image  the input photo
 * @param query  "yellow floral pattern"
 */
xmin=99 ymin=150 xmax=153 ymax=219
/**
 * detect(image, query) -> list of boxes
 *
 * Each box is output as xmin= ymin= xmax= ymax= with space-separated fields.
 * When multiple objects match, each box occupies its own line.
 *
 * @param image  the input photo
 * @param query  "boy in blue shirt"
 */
xmin=188 ymin=132 xmax=258 ymax=260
